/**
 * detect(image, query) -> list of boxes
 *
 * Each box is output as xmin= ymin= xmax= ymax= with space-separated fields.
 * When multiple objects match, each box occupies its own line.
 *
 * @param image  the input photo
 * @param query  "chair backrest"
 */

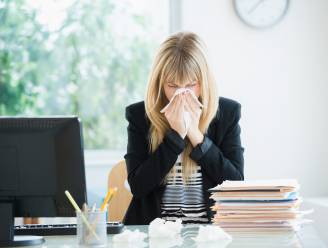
xmin=107 ymin=160 xmax=132 ymax=222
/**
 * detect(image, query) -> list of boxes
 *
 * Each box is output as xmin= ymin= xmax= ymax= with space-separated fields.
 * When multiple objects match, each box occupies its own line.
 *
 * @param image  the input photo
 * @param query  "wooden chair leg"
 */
xmin=23 ymin=217 xmax=40 ymax=224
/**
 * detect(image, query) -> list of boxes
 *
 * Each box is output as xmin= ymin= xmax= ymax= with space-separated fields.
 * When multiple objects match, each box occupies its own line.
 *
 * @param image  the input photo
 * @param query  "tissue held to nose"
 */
xmin=160 ymin=88 xmax=203 ymax=113
xmin=160 ymin=88 xmax=202 ymax=137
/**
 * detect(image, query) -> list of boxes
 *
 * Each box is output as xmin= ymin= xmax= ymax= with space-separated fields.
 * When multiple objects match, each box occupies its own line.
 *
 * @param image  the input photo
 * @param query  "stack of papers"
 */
xmin=210 ymin=179 xmax=312 ymax=232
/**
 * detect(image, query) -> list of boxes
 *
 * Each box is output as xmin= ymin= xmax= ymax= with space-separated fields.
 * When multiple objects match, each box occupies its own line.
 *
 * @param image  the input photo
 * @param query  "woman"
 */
xmin=123 ymin=32 xmax=244 ymax=225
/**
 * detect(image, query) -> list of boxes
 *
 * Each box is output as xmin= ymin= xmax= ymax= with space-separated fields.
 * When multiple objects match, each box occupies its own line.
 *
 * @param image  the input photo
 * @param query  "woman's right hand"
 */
xmin=163 ymin=94 xmax=186 ymax=138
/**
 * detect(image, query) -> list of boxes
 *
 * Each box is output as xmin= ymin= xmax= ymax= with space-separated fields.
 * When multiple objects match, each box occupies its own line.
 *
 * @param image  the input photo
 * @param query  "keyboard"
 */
xmin=15 ymin=222 xmax=124 ymax=236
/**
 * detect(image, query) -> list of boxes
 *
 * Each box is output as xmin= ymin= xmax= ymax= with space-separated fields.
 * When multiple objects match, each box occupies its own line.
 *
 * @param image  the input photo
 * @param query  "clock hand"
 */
xmin=248 ymin=0 xmax=266 ymax=14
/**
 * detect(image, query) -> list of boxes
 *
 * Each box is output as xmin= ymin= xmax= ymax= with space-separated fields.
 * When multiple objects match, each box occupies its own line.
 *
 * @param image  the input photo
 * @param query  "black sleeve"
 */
xmin=124 ymin=106 xmax=185 ymax=199
xmin=189 ymin=103 xmax=244 ymax=187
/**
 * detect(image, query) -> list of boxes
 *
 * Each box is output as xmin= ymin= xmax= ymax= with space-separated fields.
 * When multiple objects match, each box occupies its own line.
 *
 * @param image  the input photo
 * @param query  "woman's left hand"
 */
xmin=184 ymin=92 xmax=204 ymax=147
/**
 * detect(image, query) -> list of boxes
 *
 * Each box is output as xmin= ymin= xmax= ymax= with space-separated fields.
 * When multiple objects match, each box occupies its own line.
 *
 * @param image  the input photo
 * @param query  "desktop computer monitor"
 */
xmin=0 ymin=117 xmax=87 ymax=247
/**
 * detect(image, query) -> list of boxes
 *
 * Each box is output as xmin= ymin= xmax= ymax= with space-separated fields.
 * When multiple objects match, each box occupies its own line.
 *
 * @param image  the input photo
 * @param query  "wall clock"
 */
xmin=234 ymin=0 xmax=290 ymax=29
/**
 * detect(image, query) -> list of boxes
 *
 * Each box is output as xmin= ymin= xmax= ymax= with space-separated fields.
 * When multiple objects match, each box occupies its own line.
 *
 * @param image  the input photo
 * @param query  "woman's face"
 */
xmin=163 ymin=80 xmax=200 ymax=101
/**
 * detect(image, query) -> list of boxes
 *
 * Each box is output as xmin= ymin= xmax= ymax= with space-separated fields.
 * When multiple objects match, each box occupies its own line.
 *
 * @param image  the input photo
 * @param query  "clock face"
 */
xmin=234 ymin=0 xmax=289 ymax=29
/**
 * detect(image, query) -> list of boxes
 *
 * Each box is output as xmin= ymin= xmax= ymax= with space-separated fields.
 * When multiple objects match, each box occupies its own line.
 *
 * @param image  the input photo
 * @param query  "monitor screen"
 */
xmin=0 ymin=117 xmax=87 ymax=217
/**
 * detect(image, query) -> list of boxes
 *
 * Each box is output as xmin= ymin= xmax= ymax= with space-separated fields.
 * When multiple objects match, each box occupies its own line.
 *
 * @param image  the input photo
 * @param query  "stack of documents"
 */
xmin=210 ymin=179 xmax=312 ymax=232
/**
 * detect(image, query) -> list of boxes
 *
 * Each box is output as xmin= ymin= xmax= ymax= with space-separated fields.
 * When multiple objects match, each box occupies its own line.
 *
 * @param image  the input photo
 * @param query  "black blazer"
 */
xmin=123 ymin=97 xmax=244 ymax=225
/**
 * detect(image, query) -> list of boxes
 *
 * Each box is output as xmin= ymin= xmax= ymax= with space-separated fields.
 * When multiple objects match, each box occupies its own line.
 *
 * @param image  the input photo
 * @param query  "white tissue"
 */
xmin=160 ymin=88 xmax=202 ymax=137
xmin=148 ymin=218 xmax=182 ymax=238
xmin=112 ymin=229 xmax=147 ymax=243
xmin=192 ymin=225 xmax=232 ymax=243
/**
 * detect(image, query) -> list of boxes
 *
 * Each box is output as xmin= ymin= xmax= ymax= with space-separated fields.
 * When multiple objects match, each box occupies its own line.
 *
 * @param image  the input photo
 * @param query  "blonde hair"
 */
xmin=145 ymin=32 xmax=218 ymax=182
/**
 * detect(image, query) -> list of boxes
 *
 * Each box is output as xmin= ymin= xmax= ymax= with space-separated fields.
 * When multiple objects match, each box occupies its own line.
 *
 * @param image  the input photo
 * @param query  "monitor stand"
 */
xmin=0 ymin=202 xmax=44 ymax=247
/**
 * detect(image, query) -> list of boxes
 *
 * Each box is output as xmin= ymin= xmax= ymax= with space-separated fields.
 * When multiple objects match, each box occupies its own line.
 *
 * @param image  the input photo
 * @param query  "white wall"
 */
xmin=181 ymin=0 xmax=328 ymax=196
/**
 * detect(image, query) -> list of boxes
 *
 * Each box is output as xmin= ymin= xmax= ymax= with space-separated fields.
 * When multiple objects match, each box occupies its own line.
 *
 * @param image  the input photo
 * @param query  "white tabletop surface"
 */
xmin=15 ymin=198 xmax=328 ymax=248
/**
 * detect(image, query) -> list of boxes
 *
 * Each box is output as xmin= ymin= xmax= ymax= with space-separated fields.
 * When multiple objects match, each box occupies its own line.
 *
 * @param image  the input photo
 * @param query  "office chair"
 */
xmin=107 ymin=160 xmax=132 ymax=222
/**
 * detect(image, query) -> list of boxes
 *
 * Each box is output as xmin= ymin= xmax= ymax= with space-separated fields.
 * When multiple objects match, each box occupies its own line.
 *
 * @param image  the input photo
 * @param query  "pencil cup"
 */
xmin=77 ymin=210 xmax=107 ymax=247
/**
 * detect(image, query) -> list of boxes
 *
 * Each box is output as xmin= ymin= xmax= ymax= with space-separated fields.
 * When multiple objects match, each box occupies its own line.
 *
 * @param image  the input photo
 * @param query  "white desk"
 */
xmin=17 ymin=223 xmax=326 ymax=248
xmin=16 ymin=198 xmax=327 ymax=248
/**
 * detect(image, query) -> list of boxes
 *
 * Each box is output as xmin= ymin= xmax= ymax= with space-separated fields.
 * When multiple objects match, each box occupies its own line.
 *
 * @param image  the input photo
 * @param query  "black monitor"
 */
xmin=0 ymin=117 xmax=87 ymax=247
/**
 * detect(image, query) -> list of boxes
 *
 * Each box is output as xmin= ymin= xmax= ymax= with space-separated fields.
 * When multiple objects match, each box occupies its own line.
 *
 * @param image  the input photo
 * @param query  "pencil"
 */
xmin=100 ymin=187 xmax=118 ymax=211
xmin=107 ymin=187 xmax=118 ymax=205
xmin=64 ymin=190 xmax=100 ymax=240
xmin=86 ymin=188 xmax=118 ymax=241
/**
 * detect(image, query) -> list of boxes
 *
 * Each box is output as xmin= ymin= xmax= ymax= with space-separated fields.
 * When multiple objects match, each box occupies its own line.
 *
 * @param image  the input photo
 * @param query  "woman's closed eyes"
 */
xmin=186 ymin=83 xmax=197 ymax=88
xmin=168 ymin=83 xmax=178 ymax=88
xmin=167 ymin=82 xmax=197 ymax=89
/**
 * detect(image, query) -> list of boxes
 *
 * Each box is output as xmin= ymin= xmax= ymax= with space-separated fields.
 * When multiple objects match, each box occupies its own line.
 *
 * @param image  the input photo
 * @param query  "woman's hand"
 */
xmin=163 ymin=94 xmax=187 ymax=138
xmin=184 ymin=91 xmax=204 ymax=147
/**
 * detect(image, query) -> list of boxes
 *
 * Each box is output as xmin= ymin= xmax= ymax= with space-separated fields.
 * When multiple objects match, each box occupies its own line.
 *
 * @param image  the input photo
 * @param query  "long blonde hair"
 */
xmin=145 ymin=32 xmax=218 ymax=182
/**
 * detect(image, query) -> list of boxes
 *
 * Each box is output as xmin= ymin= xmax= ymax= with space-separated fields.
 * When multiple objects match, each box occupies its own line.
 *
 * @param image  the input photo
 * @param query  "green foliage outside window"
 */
xmin=0 ymin=0 xmax=163 ymax=149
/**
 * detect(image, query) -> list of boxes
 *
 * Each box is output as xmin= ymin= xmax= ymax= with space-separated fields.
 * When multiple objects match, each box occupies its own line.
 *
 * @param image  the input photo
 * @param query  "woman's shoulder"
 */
xmin=126 ymin=101 xmax=146 ymax=116
xmin=125 ymin=101 xmax=149 ymax=131
xmin=216 ymin=96 xmax=241 ymax=121
xmin=219 ymin=97 xmax=241 ymax=111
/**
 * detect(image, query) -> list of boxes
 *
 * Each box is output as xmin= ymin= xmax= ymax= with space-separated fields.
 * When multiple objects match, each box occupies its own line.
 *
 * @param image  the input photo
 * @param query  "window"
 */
xmin=0 ymin=0 xmax=169 ymax=150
